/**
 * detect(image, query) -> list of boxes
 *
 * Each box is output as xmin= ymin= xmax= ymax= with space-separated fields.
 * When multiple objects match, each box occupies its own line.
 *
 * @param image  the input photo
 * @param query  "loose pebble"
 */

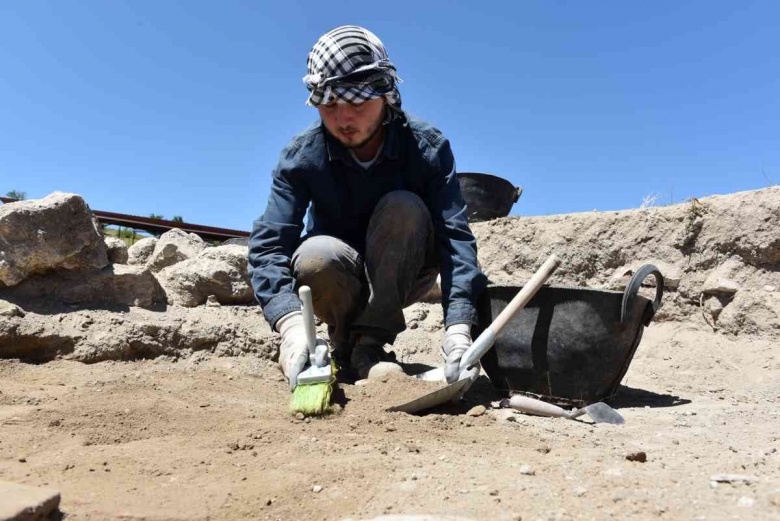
xmin=294 ymin=412 xmax=305 ymax=421
xmin=710 ymin=474 xmax=758 ymax=484
xmin=466 ymin=405 xmax=486 ymax=417
xmin=737 ymin=496 xmax=755 ymax=508
xmin=626 ymin=451 xmax=647 ymax=463
xmin=519 ymin=465 xmax=535 ymax=476
xmin=312 ymin=485 xmax=323 ymax=493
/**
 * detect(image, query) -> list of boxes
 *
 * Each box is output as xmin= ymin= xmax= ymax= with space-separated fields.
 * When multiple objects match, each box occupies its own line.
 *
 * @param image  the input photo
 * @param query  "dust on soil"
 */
xmin=1 ymin=319 xmax=779 ymax=521
xmin=2 ymin=187 xmax=780 ymax=520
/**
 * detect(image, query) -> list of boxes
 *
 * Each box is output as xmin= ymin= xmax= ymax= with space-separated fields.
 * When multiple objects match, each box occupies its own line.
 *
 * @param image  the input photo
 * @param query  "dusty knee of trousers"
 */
xmin=293 ymin=237 xmax=338 ymax=280
xmin=375 ymin=190 xmax=431 ymax=227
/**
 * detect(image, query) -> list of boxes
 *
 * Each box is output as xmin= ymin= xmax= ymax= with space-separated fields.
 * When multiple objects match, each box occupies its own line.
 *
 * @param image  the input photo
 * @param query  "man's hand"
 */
xmin=442 ymin=323 xmax=479 ymax=386
xmin=276 ymin=311 xmax=318 ymax=391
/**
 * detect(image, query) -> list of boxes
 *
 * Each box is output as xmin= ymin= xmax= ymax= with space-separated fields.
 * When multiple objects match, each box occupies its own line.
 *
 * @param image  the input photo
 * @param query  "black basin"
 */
xmin=473 ymin=265 xmax=664 ymax=406
xmin=457 ymin=172 xmax=522 ymax=222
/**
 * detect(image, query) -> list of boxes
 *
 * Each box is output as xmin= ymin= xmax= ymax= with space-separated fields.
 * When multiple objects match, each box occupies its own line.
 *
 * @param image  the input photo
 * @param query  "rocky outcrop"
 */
xmin=146 ymin=229 xmax=206 ymax=273
xmin=127 ymin=237 xmax=158 ymax=265
xmin=0 ymin=192 xmax=108 ymax=286
xmin=156 ymin=256 xmax=253 ymax=307
xmin=472 ymin=187 xmax=780 ymax=333
xmin=0 ymin=305 xmax=276 ymax=363
xmin=0 ymin=265 xmax=165 ymax=309
xmin=104 ymin=236 xmax=129 ymax=264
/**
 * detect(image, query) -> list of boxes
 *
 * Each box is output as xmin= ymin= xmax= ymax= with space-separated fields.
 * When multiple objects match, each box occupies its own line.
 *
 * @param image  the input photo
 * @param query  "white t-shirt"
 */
xmin=349 ymin=142 xmax=384 ymax=170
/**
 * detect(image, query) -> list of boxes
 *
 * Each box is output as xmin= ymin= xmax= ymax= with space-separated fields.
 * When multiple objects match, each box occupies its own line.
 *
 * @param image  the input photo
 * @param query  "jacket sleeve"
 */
xmin=247 ymin=142 xmax=311 ymax=329
xmin=421 ymin=135 xmax=487 ymax=327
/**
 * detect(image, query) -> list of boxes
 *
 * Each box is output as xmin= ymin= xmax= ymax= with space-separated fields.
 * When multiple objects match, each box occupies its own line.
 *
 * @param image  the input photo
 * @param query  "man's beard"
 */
xmin=339 ymin=119 xmax=384 ymax=151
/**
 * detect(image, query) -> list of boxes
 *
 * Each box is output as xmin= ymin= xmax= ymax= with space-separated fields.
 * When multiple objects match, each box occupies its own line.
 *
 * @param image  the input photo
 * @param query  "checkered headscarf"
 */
xmin=303 ymin=25 xmax=402 ymax=110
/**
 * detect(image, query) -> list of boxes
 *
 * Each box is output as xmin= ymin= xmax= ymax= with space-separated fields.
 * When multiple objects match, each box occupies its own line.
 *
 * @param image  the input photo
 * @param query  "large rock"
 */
xmin=156 ymin=257 xmax=254 ymax=307
xmin=0 ymin=192 xmax=108 ymax=286
xmin=0 ymin=480 xmax=61 ymax=521
xmin=198 ymin=244 xmax=249 ymax=271
xmin=104 ymin=236 xmax=129 ymax=264
xmin=127 ymin=236 xmax=158 ymax=265
xmin=146 ymin=229 xmax=206 ymax=272
xmin=0 ymin=265 xmax=165 ymax=309
xmin=717 ymin=289 xmax=780 ymax=335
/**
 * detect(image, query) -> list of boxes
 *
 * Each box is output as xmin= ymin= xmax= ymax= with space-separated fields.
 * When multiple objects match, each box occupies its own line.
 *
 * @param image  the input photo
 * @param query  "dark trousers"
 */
xmin=291 ymin=190 xmax=437 ymax=349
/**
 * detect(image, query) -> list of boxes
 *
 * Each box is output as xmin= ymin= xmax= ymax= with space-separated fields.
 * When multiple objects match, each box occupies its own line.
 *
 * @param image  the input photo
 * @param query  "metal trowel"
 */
xmin=389 ymin=254 xmax=562 ymax=414
xmin=500 ymin=395 xmax=625 ymax=425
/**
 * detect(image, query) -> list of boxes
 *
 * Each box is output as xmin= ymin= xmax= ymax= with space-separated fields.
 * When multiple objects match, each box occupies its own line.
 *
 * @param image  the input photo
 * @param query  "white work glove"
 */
xmin=442 ymin=323 xmax=480 ymax=386
xmin=276 ymin=311 xmax=329 ymax=391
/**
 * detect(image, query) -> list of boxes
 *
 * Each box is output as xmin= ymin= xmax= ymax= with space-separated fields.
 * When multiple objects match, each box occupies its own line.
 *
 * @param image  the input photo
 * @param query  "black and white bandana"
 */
xmin=303 ymin=25 xmax=402 ymax=110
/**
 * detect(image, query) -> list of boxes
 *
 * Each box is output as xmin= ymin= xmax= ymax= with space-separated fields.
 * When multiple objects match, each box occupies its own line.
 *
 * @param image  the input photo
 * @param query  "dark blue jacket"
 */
xmin=248 ymin=112 xmax=486 ymax=330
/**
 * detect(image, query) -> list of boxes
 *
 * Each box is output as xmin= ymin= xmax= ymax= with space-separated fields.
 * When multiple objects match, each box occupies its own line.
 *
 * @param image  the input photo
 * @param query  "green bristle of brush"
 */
xmin=289 ymin=362 xmax=337 ymax=416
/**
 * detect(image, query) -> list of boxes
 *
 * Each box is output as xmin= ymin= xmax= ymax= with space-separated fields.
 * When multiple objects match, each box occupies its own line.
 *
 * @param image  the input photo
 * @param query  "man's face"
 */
xmin=317 ymin=97 xmax=385 ymax=149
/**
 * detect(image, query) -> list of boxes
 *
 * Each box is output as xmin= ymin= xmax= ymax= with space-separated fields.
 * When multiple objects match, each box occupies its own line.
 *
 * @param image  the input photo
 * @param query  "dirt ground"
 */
xmin=1 ymin=314 xmax=779 ymax=521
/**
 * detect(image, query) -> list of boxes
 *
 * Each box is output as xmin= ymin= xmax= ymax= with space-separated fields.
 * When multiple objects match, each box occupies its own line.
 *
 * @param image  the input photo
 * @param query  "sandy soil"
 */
xmin=1 ymin=319 xmax=779 ymax=521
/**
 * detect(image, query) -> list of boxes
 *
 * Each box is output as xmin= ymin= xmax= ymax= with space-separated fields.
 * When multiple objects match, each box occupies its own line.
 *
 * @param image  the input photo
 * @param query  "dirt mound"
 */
xmin=1 ymin=188 xmax=780 ymax=519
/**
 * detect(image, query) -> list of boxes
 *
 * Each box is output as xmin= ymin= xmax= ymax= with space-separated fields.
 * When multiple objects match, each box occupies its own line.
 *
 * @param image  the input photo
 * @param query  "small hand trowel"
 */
xmin=500 ymin=395 xmax=625 ymax=425
xmin=389 ymin=254 xmax=562 ymax=414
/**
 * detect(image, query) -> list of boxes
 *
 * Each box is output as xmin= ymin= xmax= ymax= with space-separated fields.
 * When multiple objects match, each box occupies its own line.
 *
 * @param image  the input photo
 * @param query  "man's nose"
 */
xmin=334 ymin=104 xmax=353 ymax=125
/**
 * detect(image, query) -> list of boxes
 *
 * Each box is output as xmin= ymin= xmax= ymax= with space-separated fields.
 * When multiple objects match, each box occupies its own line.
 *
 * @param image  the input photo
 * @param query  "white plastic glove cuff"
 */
xmin=443 ymin=323 xmax=476 ymax=384
xmin=276 ymin=311 xmax=309 ymax=391
xmin=276 ymin=311 xmax=302 ymax=334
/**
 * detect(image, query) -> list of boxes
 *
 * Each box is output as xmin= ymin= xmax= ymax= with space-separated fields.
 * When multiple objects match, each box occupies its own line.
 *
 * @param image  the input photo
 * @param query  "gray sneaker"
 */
xmin=350 ymin=340 xmax=403 ymax=380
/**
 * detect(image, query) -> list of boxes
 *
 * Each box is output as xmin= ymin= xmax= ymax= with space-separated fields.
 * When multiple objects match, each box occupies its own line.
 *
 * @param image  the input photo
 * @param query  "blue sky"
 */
xmin=1 ymin=1 xmax=778 ymax=231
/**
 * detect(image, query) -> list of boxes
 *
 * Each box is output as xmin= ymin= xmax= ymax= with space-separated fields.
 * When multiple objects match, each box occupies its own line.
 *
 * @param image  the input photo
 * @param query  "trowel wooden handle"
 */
xmin=502 ymin=395 xmax=570 ymax=418
xmin=490 ymin=254 xmax=561 ymax=333
xmin=299 ymin=286 xmax=317 ymax=355
xmin=459 ymin=254 xmax=561 ymax=371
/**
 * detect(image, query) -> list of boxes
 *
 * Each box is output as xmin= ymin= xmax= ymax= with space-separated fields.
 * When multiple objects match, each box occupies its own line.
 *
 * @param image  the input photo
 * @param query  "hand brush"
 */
xmin=289 ymin=286 xmax=335 ymax=416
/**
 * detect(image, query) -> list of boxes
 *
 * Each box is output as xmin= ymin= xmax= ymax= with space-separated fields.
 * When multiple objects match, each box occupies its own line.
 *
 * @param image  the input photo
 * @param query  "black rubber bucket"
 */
xmin=457 ymin=172 xmax=522 ymax=222
xmin=474 ymin=265 xmax=663 ymax=407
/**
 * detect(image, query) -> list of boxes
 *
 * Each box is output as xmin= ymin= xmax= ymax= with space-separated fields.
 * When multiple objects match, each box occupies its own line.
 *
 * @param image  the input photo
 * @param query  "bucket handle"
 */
xmin=620 ymin=264 xmax=664 ymax=324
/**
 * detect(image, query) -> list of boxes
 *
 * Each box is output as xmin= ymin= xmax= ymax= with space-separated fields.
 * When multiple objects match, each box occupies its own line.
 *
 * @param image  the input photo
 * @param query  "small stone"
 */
xmin=573 ymin=486 xmax=587 ymax=497
xmin=519 ymin=465 xmax=535 ymax=476
xmin=295 ymin=412 xmax=305 ymax=421
xmin=0 ymin=300 xmax=25 ymax=317
xmin=710 ymin=473 xmax=758 ymax=484
xmin=206 ymin=295 xmax=221 ymax=307
xmin=489 ymin=489 xmax=499 ymax=496
xmin=536 ymin=445 xmax=551 ymax=454
xmin=466 ymin=405 xmax=486 ymax=417
xmin=626 ymin=451 xmax=647 ymax=463
xmin=439 ymin=455 xmax=447 ymax=462
xmin=312 ymin=485 xmax=323 ymax=493
xmin=737 ymin=496 xmax=755 ymax=508
xmin=18 ymin=457 xmax=27 ymax=463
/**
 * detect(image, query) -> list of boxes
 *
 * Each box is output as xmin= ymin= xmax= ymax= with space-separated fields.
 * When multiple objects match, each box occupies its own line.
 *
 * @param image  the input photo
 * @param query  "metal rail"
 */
xmin=1 ymin=197 xmax=250 ymax=242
